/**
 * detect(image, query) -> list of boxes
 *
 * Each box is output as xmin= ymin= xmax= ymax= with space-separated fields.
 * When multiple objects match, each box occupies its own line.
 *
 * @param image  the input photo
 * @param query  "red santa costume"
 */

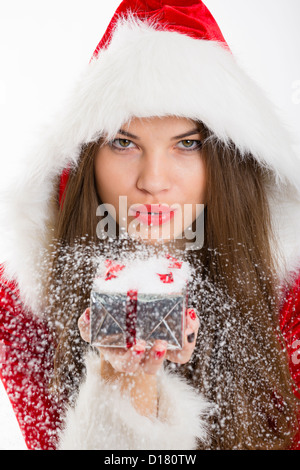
xmin=0 ymin=0 xmax=299 ymax=450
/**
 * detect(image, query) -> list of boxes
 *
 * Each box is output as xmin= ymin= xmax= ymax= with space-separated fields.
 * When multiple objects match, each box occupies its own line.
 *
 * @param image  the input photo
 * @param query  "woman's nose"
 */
xmin=136 ymin=152 xmax=172 ymax=196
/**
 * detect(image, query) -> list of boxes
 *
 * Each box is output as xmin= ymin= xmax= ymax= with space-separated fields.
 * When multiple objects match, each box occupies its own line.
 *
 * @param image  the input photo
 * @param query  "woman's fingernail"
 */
xmin=187 ymin=309 xmax=197 ymax=321
xmin=133 ymin=348 xmax=145 ymax=355
xmin=187 ymin=332 xmax=195 ymax=343
xmin=83 ymin=309 xmax=90 ymax=324
xmin=155 ymin=349 xmax=166 ymax=359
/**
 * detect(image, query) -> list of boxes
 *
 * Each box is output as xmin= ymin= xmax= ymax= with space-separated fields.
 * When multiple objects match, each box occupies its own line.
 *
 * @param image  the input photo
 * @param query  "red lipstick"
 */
xmin=129 ymin=204 xmax=176 ymax=226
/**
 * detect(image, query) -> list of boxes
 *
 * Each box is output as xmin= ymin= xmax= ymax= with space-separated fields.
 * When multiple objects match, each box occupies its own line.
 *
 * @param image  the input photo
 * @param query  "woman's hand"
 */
xmin=78 ymin=307 xmax=200 ymax=375
xmin=78 ymin=307 xmax=199 ymax=418
xmin=166 ymin=307 xmax=200 ymax=364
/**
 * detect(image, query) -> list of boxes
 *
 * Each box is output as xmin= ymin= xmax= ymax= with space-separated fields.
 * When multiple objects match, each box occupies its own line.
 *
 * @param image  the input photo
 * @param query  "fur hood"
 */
xmin=1 ymin=13 xmax=300 ymax=313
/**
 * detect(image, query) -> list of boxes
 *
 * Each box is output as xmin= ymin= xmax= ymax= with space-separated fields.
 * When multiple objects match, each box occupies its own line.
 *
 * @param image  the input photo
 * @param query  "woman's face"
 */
xmin=94 ymin=116 xmax=206 ymax=245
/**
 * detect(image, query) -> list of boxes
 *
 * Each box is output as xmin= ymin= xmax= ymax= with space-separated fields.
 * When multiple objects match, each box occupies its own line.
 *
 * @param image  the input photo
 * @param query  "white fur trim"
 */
xmin=58 ymin=352 xmax=211 ymax=450
xmin=269 ymin=188 xmax=300 ymax=281
xmin=0 ymin=16 xmax=300 ymax=310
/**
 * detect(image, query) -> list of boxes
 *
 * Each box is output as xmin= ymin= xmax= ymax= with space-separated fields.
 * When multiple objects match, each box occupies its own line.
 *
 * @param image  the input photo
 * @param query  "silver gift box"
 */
xmin=90 ymin=287 xmax=187 ymax=350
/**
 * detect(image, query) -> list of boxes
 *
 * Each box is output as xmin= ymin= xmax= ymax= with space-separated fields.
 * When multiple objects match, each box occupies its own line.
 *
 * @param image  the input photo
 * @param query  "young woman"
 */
xmin=0 ymin=1 xmax=300 ymax=450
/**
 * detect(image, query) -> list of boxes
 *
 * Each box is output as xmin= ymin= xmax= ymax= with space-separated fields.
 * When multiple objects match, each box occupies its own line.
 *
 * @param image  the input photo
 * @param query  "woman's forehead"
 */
xmin=115 ymin=116 xmax=200 ymax=136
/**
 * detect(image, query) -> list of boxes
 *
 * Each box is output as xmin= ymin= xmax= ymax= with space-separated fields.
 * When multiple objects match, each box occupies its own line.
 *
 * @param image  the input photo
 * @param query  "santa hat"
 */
xmin=56 ymin=0 xmax=300 ymax=198
xmin=1 ymin=0 xmax=300 ymax=311
xmin=94 ymin=0 xmax=228 ymax=54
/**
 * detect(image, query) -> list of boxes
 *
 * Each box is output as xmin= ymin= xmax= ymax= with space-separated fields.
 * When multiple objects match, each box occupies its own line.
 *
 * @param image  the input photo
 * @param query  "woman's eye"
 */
xmin=177 ymin=140 xmax=202 ymax=150
xmin=110 ymin=138 xmax=135 ymax=150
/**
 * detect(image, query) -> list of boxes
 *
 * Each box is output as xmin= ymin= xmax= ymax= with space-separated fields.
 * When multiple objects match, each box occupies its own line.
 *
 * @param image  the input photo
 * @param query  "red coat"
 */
xmin=0 ymin=270 xmax=62 ymax=449
xmin=0 ymin=268 xmax=300 ymax=450
xmin=280 ymin=274 xmax=300 ymax=449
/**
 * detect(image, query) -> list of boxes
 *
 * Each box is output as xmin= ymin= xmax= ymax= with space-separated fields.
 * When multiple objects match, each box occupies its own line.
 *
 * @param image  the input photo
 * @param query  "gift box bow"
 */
xmin=104 ymin=253 xmax=183 ymax=282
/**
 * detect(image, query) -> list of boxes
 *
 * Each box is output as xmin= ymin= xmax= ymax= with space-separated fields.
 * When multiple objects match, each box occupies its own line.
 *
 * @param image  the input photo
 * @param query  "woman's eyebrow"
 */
xmin=171 ymin=129 xmax=200 ymax=140
xmin=118 ymin=129 xmax=140 ymax=140
xmin=117 ymin=128 xmax=201 ymax=140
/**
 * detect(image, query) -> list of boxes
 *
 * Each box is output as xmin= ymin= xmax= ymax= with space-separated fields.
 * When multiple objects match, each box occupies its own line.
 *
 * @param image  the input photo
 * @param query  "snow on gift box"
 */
xmin=90 ymin=254 xmax=192 ymax=350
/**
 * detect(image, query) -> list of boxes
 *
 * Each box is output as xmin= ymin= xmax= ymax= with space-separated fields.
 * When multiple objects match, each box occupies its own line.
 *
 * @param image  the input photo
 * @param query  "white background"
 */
xmin=0 ymin=0 xmax=299 ymax=449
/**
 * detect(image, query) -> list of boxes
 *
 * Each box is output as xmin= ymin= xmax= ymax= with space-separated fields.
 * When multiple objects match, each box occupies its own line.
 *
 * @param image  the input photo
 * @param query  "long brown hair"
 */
xmin=45 ymin=123 xmax=299 ymax=448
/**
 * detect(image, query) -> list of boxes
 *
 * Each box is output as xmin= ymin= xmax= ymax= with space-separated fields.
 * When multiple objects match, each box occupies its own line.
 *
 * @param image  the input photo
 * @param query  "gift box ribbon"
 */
xmin=104 ymin=254 xmax=183 ymax=348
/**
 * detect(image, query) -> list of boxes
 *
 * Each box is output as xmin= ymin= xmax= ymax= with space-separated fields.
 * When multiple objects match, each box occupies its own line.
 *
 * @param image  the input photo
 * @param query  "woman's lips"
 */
xmin=128 ymin=204 xmax=177 ymax=226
